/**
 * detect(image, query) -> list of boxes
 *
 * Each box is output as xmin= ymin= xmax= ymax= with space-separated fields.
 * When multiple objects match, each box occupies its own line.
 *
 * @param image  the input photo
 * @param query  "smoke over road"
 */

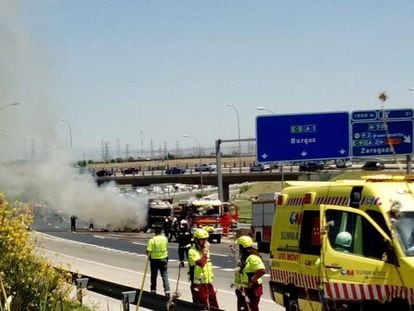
xmin=0 ymin=3 xmax=148 ymax=229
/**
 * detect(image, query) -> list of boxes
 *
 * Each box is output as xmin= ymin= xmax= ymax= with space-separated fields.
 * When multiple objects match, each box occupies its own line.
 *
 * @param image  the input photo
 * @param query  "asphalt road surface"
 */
xmin=32 ymin=209 xmax=282 ymax=311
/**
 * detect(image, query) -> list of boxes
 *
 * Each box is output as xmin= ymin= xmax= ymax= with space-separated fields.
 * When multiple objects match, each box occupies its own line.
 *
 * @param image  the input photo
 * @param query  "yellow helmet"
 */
xmin=202 ymin=225 xmax=214 ymax=233
xmin=238 ymin=235 xmax=253 ymax=248
xmin=194 ymin=228 xmax=209 ymax=239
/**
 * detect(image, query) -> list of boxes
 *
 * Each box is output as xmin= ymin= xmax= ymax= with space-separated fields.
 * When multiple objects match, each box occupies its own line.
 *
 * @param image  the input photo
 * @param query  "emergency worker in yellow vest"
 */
xmin=188 ymin=228 xmax=219 ymax=310
xmin=146 ymin=226 xmax=170 ymax=297
xmin=234 ymin=235 xmax=265 ymax=311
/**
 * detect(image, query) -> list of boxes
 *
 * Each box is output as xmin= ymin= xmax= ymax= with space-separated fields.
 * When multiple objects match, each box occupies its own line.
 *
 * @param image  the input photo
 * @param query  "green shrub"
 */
xmin=0 ymin=194 xmax=80 ymax=310
xmin=239 ymin=185 xmax=250 ymax=194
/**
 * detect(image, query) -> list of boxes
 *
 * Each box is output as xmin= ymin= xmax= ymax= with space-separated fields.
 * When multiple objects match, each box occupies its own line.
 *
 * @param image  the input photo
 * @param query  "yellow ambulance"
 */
xmin=269 ymin=175 xmax=414 ymax=311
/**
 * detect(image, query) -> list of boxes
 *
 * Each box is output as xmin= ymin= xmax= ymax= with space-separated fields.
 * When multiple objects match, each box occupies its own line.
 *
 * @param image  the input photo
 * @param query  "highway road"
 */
xmin=32 ymin=209 xmax=282 ymax=311
xmin=92 ymin=162 xmax=411 ymax=181
xmin=94 ymin=165 xmax=298 ymax=177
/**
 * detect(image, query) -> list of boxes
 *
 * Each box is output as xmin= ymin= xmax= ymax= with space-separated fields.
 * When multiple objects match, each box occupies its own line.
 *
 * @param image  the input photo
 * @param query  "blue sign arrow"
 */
xmin=256 ymin=112 xmax=350 ymax=162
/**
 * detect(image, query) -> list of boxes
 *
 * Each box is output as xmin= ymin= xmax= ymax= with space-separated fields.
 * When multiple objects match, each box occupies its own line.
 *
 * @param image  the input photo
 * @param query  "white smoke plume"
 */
xmin=0 ymin=2 xmax=148 ymax=229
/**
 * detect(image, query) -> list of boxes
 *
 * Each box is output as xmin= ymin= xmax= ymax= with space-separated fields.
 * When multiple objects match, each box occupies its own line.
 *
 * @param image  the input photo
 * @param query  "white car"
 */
xmin=336 ymin=158 xmax=353 ymax=168
xmin=195 ymin=163 xmax=217 ymax=172
xmin=250 ymin=162 xmax=271 ymax=171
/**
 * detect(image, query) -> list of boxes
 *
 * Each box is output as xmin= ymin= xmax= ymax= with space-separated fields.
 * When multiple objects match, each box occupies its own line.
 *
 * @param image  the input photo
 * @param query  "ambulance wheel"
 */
xmin=388 ymin=299 xmax=409 ymax=311
xmin=283 ymin=286 xmax=299 ymax=311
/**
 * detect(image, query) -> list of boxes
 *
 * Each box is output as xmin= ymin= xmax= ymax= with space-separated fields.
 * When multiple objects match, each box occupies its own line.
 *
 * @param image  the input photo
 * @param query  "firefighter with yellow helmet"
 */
xmin=234 ymin=235 xmax=265 ymax=311
xmin=188 ymin=228 xmax=219 ymax=309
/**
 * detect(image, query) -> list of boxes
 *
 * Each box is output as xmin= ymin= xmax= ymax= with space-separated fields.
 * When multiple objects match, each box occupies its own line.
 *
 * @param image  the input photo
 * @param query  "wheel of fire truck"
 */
xmin=255 ymin=232 xmax=263 ymax=252
xmin=208 ymin=235 xmax=221 ymax=243
xmin=282 ymin=284 xmax=299 ymax=311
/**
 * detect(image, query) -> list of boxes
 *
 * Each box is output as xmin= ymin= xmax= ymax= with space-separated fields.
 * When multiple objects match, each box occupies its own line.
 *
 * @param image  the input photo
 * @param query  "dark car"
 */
xmin=95 ymin=169 xmax=113 ymax=177
xmin=122 ymin=167 xmax=140 ymax=175
xmin=362 ymin=161 xmax=385 ymax=171
xmin=165 ymin=167 xmax=186 ymax=175
xmin=299 ymin=161 xmax=326 ymax=172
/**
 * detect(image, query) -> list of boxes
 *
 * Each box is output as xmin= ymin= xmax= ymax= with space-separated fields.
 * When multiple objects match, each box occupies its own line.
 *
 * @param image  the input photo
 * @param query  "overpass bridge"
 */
xmin=95 ymin=170 xmax=339 ymax=201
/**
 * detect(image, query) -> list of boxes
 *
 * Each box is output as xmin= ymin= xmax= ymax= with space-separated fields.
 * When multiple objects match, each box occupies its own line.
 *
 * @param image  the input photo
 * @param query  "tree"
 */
xmin=0 ymin=194 xmax=74 ymax=310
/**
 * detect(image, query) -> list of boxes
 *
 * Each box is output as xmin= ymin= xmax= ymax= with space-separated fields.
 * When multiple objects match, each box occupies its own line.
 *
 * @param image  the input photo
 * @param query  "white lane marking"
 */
xmin=34 ymin=232 xmax=143 ymax=257
xmin=37 ymin=236 xmax=276 ymax=304
xmin=93 ymin=235 xmax=105 ymax=239
xmin=132 ymin=242 xmax=146 ymax=246
xmin=39 ymin=248 xmax=275 ymax=301
xmin=54 ymin=226 xmax=59 ymax=229
xmin=47 ymin=223 xmax=51 ymax=226
xmin=34 ymin=232 xmax=263 ymax=280
xmin=210 ymin=252 xmax=228 ymax=257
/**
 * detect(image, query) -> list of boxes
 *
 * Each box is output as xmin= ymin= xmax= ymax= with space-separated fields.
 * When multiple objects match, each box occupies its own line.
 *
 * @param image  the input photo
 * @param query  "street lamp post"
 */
xmin=183 ymin=134 xmax=203 ymax=194
xmin=256 ymin=106 xmax=275 ymax=114
xmin=0 ymin=102 xmax=20 ymax=112
xmin=407 ymin=88 xmax=413 ymax=173
xmin=61 ymin=118 xmax=72 ymax=147
xmin=226 ymin=103 xmax=242 ymax=171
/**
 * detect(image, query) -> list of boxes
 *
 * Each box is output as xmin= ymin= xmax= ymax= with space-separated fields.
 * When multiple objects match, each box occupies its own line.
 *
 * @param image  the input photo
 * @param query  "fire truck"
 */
xmin=251 ymin=192 xmax=278 ymax=253
xmin=147 ymin=198 xmax=173 ymax=229
xmin=176 ymin=199 xmax=238 ymax=243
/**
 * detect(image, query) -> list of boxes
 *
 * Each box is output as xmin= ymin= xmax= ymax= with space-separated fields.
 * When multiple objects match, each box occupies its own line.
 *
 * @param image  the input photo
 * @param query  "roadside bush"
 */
xmin=239 ymin=184 xmax=250 ymax=194
xmin=0 ymin=193 xmax=76 ymax=310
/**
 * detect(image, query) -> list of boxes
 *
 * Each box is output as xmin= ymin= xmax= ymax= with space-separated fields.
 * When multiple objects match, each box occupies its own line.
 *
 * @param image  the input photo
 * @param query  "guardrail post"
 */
xmin=75 ymin=278 xmax=89 ymax=305
xmin=121 ymin=291 xmax=137 ymax=311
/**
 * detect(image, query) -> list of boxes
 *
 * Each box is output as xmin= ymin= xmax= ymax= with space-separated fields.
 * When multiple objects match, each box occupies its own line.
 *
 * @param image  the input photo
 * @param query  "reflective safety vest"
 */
xmin=188 ymin=247 xmax=214 ymax=284
xmin=235 ymin=254 xmax=265 ymax=287
xmin=147 ymin=234 xmax=168 ymax=259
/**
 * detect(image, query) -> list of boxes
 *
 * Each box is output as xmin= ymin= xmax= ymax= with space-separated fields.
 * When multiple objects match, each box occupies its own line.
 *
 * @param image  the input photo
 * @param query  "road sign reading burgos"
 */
xmin=351 ymin=109 xmax=413 ymax=157
xmin=256 ymin=112 xmax=350 ymax=162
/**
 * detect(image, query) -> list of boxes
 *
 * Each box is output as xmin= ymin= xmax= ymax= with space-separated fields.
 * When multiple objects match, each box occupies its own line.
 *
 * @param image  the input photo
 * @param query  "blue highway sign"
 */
xmin=256 ymin=112 xmax=350 ymax=162
xmin=351 ymin=109 xmax=413 ymax=157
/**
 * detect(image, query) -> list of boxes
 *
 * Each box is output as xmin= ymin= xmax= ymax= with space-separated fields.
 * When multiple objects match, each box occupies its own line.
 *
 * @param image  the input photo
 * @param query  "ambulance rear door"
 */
xmin=320 ymin=204 xmax=400 ymax=303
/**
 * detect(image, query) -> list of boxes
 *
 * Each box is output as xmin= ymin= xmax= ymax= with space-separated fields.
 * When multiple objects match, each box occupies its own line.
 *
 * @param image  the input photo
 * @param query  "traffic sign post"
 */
xmin=256 ymin=112 xmax=350 ymax=162
xmin=351 ymin=109 xmax=413 ymax=157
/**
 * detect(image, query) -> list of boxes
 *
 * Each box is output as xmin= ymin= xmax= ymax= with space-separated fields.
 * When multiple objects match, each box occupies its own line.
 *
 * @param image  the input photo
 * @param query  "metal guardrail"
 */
xmin=71 ymin=272 xmax=225 ymax=311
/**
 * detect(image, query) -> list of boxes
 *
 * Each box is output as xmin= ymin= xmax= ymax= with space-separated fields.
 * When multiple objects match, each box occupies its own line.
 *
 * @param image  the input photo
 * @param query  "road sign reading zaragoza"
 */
xmin=256 ymin=112 xmax=350 ymax=162
xmin=351 ymin=109 xmax=414 ymax=157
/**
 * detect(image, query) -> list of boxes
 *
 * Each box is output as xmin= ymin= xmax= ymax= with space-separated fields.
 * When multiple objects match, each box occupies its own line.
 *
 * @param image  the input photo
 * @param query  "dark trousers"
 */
xmin=190 ymin=283 xmax=219 ymax=310
xmin=150 ymin=259 xmax=170 ymax=294
xmin=178 ymin=246 xmax=190 ymax=262
xmin=235 ymin=284 xmax=263 ymax=311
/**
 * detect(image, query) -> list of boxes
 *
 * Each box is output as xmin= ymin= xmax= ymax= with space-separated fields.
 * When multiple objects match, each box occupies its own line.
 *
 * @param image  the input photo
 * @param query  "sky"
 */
xmin=3 ymin=1 xmax=414 ymax=159
xmin=0 ymin=2 xmax=150 ymax=229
